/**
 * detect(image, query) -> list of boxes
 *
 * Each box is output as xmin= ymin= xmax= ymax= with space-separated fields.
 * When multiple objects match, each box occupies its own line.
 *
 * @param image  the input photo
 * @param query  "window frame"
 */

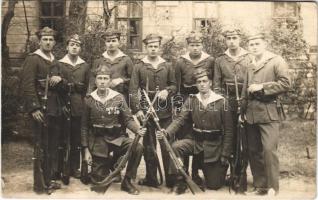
xmin=192 ymin=2 xmax=219 ymax=31
xmin=115 ymin=1 xmax=143 ymax=51
xmin=272 ymin=2 xmax=300 ymax=19
xmin=39 ymin=0 xmax=66 ymax=40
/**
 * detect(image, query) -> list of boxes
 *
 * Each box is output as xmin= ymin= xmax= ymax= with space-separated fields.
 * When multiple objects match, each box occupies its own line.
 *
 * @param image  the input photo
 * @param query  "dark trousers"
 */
xmin=91 ymin=137 xmax=143 ymax=181
xmin=143 ymin=117 xmax=173 ymax=185
xmin=246 ymin=123 xmax=279 ymax=192
xmin=33 ymin=116 xmax=62 ymax=187
xmin=170 ymin=139 xmax=227 ymax=190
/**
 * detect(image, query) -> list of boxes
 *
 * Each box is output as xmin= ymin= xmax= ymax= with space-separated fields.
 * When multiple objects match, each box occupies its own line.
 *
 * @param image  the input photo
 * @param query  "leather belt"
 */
xmin=193 ymin=127 xmax=221 ymax=133
xmin=92 ymin=124 xmax=122 ymax=136
xmin=193 ymin=127 xmax=222 ymax=141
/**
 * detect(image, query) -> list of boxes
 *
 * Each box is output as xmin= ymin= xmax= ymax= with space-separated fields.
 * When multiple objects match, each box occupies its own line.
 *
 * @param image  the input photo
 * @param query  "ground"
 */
xmin=1 ymin=119 xmax=316 ymax=199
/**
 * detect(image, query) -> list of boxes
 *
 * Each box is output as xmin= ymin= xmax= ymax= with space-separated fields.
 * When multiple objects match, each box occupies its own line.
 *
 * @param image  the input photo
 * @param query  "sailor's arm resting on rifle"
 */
xmin=156 ymin=98 xmax=192 ymax=140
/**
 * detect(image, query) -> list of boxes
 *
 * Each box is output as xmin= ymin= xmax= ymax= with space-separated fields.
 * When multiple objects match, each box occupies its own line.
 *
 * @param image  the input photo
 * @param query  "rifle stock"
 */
xmin=230 ymin=75 xmax=248 ymax=193
xmin=90 ymin=134 xmax=141 ymax=193
xmin=33 ymin=75 xmax=51 ymax=194
xmin=61 ymin=83 xmax=72 ymax=185
xmin=142 ymin=90 xmax=203 ymax=194
xmin=80 ymin=159 xmax=90 ymax=185
xmin=90 ymin=92 xmax=160 ymax=193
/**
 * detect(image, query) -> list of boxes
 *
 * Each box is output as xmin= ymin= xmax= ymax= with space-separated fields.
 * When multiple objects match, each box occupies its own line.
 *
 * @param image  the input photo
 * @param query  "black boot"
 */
xmin=192 ymin=173 xmax=205 ymax=191
xmin=172 ymin=176 xmax=187 ymax=195
xmin=138 ymin=178 xmax=159 ymax=188
xmin=121 ymin=176 xmax=140 ymax=195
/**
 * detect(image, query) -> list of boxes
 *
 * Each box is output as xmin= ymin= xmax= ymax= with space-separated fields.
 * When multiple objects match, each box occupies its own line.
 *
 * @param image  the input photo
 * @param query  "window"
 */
xmin=272 ymin=2 xmax=300 ymax=19
xmin=40 ymin=0 xmax=65 ymax=41
xmin=115 ymin=1 xmax=142 ymax=51
xmin=193 ymin=2 xmax=218 ymax=31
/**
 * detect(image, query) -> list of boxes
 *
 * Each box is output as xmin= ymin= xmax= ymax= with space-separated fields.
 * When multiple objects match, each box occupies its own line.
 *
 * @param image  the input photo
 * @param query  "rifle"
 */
xmin=142 ymin=89 xmax=203 ymax=195
xmin=33 ymin=74 xmax=51 ymax=194
xmin=90 ymin=91 xmax=160 ymax=193
xmin=80 ymin=150 xmax=91 ymax=185
xmin=61 ymin=83 xmax=72 ymax=185
xmin=144 ymin=79 xmax=163 ymax=185
xmin=230 ymin=75 xmax=248 ymax=193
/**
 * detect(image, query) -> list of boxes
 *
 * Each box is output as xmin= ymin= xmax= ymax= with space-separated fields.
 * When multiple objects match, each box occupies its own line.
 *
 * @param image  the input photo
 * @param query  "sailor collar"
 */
xmin=141 ymin=56 xmax=166 ymax=69
xmin=34 ymin=49 xmax=55 ymax=62
xmin=90 ymin=88 xmax=121 ymax=104
xmin=252 ymin=51 xmax=276 ymax=67
xmin=224 ymin=48 xmax=249 ymax=61
xmin=102 ymin=50 xmax=127 ymax=61
xmin=195 ymin=90 xmax=224 ymax=105
xmin=59 ymin=55 xmax=85 ymax=66
xmin=181 ymin=51 xmax=210 ymax=65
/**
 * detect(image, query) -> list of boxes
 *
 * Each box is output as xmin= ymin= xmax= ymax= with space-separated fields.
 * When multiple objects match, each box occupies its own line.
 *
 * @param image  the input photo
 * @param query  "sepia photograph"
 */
xmin=1 ymin=0 xmax=317 ymax=199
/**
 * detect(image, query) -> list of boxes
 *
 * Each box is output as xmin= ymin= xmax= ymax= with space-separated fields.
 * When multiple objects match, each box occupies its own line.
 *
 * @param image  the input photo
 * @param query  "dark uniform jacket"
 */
xmin=175 ymin=52 xmax=214 ymax=94
xmin=166 ymin=91 xmax=233 ymax=163
xmin=213 ymin=48 xmax=252 ymax=96
xmin=129 ymin=56 xmax=177 ymax=119
xmin=88 ymin=50 xmax=134 ymax=95
xmin=20 ymin=49 xmax=63 ymax=116
xmin=81 ymin=89 xmax=139 ymax=158
xmin=241 ymin=51 xmax=291 ymax=124
xmin=58 ymin=55 xmax=90 ymax=116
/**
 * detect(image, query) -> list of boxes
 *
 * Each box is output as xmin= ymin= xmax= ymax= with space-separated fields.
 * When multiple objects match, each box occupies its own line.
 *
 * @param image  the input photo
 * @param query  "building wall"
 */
xmin=2 ymin=0 xmax=39 ymax=59
xmin=301 ymin=2 xmax=317 ymax=46
xmin=2 ymin=1 xmax=317 ymax=59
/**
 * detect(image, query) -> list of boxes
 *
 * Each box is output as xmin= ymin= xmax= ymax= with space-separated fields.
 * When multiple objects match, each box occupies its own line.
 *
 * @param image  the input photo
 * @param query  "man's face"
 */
xmin=67 ymin=41 xmax=81 ymax=56
xmin=225 ymin=35 xmax=240 ymax=50
xmin=145 ymin=42 xmax=160 ymax=58
xmin=39 ymin=36 xmax=55 ymax=52
xmin=248 ymin=38 xmax=267 ymax=56
xmin=95 ymin=74 xmax=111 ymax=90
xmin=188 ymin=42 xmax=203 ymax=56
xmin=196 ymin=76 xmax=211 ymax=93
xmin=105 ymin=37 xmax=120 ymax=51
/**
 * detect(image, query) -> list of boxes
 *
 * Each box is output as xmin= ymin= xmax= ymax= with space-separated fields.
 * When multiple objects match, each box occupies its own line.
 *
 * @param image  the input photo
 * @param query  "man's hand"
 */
xmin=32 ymin=109 xmax=44 ymax=123
xmin=220 ymin=156 xmax=229 ymax=166
xmin=248 ymin=84 xmax=263 ymax=93
xmin=155 ymin=129 xmax=165 ymax=140
xmin=136 ymin=110 xmax=145 ymax=121
xmin=238 ymin=114 xmax=246 ymax=123
xmin=110 ymin=78 xmax=124 ymax=87
xmin=84 ymin=148 xmax=92 ymax=165
xmin=62 ymin=106 xmax=70 ymax=118
xmin=158 ymin=89 xmax=169 ymax=101
xmin=137 ymin=127 xmax=147 ymax=137
xmin=49 ymin=76 xmax=62 ymax=87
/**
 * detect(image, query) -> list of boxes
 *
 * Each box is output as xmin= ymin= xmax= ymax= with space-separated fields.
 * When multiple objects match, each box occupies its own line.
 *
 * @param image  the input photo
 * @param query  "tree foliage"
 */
xmin=268 ymin=18 xmax=309 ymax=60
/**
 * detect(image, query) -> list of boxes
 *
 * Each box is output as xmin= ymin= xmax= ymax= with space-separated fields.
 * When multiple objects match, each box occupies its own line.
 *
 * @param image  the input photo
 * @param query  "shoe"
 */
xmin=61 ymin=175 xmax=70 ymax=185
xmin=48 ymin=181 xmax=61 ymax=190
xmin=71 ymin=169 xmax=81 ymax=179
xmin=121 ymin=176 xmax=140 ymax=195
xmin=267 ymin=188 xmax=278 ymax=196
xmin=192 ymin=174 xmax=205 ymax=191
xmin=172 ymin=181 xmax=187 ymax=195
xmin=138 ymin=178 xmax=159 ymax=188
xmin=166 ymin=177 xmax=175 ymax=188
xmin=247 ymin=187 xmax=268 ymax=195
xmin=113 ymin=173 xmax=122 ymax=183
xmin=192 ymin=174 xmax=203 ymax=186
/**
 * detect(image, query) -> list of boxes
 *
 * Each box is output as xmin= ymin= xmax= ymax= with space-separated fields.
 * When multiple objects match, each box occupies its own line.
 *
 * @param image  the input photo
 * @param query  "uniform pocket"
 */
xmin=266 ymin=103 xmax=279 ymax=121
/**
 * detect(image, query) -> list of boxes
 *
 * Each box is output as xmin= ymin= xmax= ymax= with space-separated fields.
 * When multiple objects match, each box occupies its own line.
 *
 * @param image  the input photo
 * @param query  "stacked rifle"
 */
xmin=90 ymin=90 xmax=202 ymax=194
xmin=229 ymin=75 xmax=248 ymax=193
